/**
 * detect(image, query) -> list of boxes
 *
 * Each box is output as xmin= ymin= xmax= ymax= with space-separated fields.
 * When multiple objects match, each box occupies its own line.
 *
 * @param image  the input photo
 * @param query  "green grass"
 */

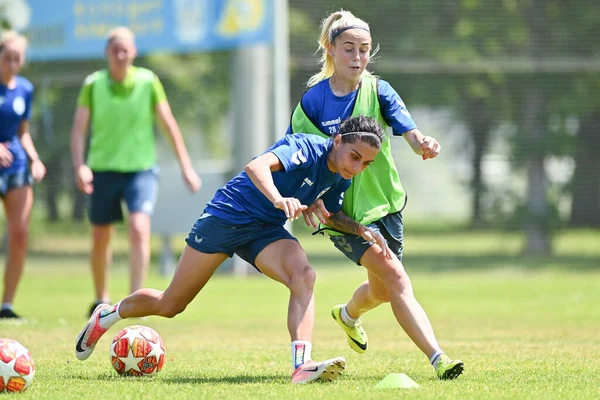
xmin=1 ymin=227 xmax=599 ymax=399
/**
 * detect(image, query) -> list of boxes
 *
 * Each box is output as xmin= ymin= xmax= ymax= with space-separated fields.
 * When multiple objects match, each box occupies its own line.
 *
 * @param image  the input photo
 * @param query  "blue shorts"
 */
xmin=88 ymin=168 xmax=159 ymax=225
xmin=0 ymin=169 xmax=33 ymax=198
xmin=185 ymin=213 xmax=297 ymax=271
xmin=329 ymin=212 xmax=404 ymax=266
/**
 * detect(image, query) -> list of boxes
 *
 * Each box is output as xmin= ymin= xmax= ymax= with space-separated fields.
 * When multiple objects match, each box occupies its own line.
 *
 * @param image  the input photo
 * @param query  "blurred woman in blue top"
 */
xmin=0 ymin=31 xmax=46 ymax=319
xmin=75 ymin=116 xmax=390 ymax=384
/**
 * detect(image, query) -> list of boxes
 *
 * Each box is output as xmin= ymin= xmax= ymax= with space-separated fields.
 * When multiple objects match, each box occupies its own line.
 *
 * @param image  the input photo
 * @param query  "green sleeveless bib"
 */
xmin=291 ymin=76 xmax=406 ymax=227
xmin=88 ymin=68 xmax=156 ymax=172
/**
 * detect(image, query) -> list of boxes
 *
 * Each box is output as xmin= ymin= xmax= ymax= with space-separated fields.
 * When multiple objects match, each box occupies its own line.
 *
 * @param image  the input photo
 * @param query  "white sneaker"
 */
xmin=291 ymin=356 xmax=346 ymax=384
xmin=75 ymin=303 xmax=111 ymax=360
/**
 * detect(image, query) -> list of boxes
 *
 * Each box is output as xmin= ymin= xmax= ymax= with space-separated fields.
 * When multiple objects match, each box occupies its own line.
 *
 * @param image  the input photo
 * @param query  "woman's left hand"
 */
xmin=31 ymin=159 xmax=46 ymax=183
xmin=182 ymin=166 xmax=202 ymax=193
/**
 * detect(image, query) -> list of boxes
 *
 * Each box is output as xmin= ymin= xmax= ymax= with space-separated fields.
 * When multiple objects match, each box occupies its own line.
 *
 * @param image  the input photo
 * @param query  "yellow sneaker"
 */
xmin=331 ymin=304 xmax=367 ymax=354
xmin=435 ymin=354 xmax=464 ymax=380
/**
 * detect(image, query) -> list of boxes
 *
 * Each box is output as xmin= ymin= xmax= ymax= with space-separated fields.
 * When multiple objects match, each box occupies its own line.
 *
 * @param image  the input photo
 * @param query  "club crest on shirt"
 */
xmin=12 ymin=96 xmax=25 ymax=116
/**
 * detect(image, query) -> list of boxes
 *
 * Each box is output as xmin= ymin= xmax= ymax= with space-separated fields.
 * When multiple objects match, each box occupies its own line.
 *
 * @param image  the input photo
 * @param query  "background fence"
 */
xmin=3 ymin=0 xmax=600 ymax=257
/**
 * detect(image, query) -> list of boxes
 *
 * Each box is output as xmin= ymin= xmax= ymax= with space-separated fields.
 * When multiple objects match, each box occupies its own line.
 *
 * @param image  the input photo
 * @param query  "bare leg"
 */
xmin=118 ymin=245 xmax=228 ymax=318
xmin=1 ymin=187 xmax=33 ymax=305
xmin=255 ymin=239 xmax=316 ymax=342
xmin=127 ymin=212 xmax=151 ymax=294
xmin=348 ymin=246 xmax=440 ymax=357
xmin=90 ymin=224 xmax=113 ymax=303
xmin=345 ymin=270 xmax=389 ymax=317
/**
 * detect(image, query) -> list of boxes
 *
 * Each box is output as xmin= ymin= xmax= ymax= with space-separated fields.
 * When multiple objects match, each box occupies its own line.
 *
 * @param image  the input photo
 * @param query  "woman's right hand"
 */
xmin=274 ymin=197 xmax=307 ymax=221
xmin=75 ymin=164 xmax=94 ymax=194
xmin=0 ymin=143 xmax=14 ymax=168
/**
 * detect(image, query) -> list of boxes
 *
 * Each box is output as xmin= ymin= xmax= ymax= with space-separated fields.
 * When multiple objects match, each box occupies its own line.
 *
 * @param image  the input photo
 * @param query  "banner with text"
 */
xmin=11 ymin=0 xmax=273 ymax=61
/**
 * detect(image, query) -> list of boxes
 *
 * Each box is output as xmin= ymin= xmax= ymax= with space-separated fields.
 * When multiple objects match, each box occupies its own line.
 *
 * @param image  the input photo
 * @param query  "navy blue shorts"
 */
xmin=329 ymin=212 xmax=404 ymax=266
xmin=88 ymin=168 xmax=159 ymax=225
xmin=185 ymin=213 xmax=297 ymax=271
xmin=0 ymin=169 xmax=33 ymax=198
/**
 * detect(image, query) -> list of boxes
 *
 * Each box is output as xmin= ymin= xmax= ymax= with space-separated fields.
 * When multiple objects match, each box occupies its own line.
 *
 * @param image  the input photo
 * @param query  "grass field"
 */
xmin=1 ymin=226 xmax=599 ymax=399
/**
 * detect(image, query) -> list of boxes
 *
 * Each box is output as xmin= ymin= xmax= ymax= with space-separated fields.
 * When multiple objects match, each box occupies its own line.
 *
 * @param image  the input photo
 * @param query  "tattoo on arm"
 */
xmin=327 ymin=211 xmax=362 ymax=236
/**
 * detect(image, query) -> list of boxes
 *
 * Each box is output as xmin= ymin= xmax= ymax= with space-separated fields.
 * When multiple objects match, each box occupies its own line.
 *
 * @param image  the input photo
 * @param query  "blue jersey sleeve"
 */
xmin=378 ymin=79 xmax=417 ymax=136
xmin=269 ymin=135 xmax=320 ymax=173
xmin=320 ymin=179 xmax=351 ymax=214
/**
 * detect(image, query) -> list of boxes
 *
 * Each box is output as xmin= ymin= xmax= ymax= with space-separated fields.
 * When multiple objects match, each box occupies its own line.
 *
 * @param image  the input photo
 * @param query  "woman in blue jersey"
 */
xmin=289 ymin=10 xmax=464 ymax=380
xmin=74 ymin=116 xmax=389 ymax=384
xmin=0 ymin=31 xmax=46 ymax=319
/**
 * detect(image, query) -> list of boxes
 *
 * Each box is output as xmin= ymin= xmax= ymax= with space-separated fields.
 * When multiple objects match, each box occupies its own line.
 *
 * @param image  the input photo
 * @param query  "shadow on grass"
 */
xmin=26 ymin=249 xmax=600 ymax=273
xmin=71 ymin=372 xmax=285 ymax=384
xmin=308 ymin=253 xmax=600 ymax=272
xmin=161 ymin=375 xmax=285 ymax=385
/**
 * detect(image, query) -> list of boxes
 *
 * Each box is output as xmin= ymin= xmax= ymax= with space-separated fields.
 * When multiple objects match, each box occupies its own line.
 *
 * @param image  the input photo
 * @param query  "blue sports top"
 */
xmin=205 ymin=133 xmax=351 ymax=225
xmin=285 ymin=78 xmax=417 ymax=137
xmin=0 ymin=76 xmax=33 ymax=173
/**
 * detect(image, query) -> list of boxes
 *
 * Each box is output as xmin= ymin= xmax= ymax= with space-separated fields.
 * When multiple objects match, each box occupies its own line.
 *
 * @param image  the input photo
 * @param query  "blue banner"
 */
xmin=17 ymin=0 xmax=273 ymax=61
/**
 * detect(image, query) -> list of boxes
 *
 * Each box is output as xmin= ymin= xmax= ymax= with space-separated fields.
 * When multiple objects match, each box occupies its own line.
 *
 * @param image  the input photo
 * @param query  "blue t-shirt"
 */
xmin=0 ymin=76 xmax=33 ymax=174
xmin=205 ymin=134 xmax=351 ymax=225
xmin=286 ymin=78 xmax=417 ymax=137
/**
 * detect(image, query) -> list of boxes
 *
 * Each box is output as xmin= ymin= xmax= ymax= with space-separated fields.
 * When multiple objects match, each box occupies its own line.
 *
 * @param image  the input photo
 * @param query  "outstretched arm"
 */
xmin=403 ymin=128 xmax=441 ymax=160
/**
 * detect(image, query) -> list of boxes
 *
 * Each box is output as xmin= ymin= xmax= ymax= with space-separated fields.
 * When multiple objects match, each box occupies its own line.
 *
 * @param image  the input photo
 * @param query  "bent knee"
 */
xmin=382 ymin=269 xmax=413 ymax=295
xmin=288 ymin=265 xmax=316 ymax=291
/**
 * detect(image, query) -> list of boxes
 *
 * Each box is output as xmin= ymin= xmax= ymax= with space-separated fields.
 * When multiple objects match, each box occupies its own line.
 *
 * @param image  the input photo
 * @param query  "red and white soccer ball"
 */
xmin=109 ymin=325 xmax=165 ymax=376
xmin=0 ymin=338 xmax=35 ymax=393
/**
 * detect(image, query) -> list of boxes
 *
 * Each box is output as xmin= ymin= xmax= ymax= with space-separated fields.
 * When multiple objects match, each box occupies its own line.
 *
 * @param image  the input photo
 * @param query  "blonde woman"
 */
xmin=0 ymin=31 xmax=46 ymax=319
xmin=289 ymin=10 xmax=464 ymax=380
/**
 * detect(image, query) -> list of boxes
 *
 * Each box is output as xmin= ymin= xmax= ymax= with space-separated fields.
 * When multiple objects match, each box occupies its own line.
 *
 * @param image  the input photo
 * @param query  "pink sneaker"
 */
xmin=75 ymin=303 xmax=112 ymax=360
xmin=291 ymin=357 xmax=346 ymax=384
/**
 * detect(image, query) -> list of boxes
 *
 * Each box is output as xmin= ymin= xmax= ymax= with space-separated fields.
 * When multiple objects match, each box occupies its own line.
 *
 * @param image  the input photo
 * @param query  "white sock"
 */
xmin=429 ymin=349 xmax=444 ymax=369
xmin=1 ymin=303 xmax=12 ymax=310
xmin=340 ymin=305 xmax=358 ymax=327
xmin=98 ymin=302 xmax=123 ymax=329
xmin=291 ymin=340 xmax=312 ymax=370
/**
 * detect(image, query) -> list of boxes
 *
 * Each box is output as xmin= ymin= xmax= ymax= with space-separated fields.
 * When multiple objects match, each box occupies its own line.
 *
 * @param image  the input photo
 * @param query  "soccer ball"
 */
xmin=109 ymin=325 xmax=165 ymax=376
xmin=0 ymin=338 xmax=35 ymax=393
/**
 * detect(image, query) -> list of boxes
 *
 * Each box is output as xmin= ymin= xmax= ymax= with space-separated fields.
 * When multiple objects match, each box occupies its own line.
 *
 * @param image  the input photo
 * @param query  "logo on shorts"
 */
xmin=194 ymin=235 xmax=203 ymax=243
